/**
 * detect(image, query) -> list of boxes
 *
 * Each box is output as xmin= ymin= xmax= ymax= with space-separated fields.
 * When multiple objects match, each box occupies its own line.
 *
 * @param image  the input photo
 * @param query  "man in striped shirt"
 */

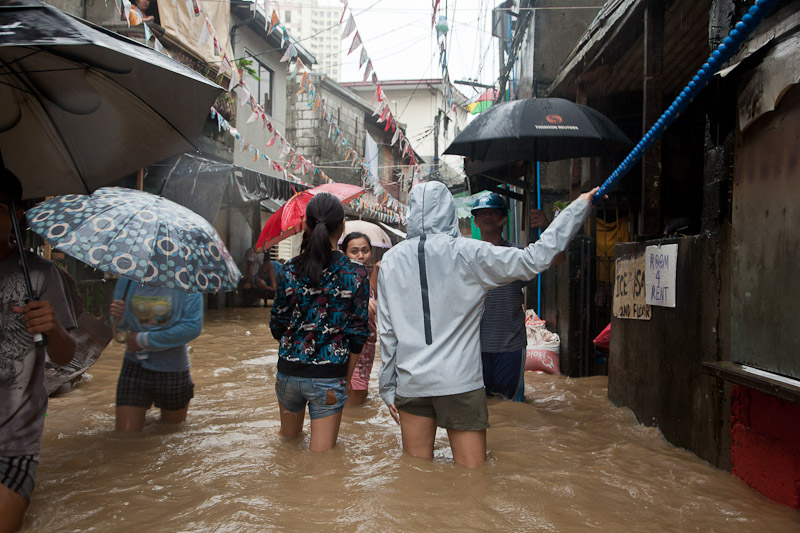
xmin=473 ymin=194 xmax=551 ymax=401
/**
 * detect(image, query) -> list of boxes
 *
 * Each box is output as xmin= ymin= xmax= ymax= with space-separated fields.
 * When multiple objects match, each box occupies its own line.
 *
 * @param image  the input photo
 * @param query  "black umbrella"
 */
xmin=444 ymin=97 xmax=631 ymax=161
xmin=0 ymin=0 xmax=223 ymax=199
xmin=0 ymin=0 xmax=222 ymax=344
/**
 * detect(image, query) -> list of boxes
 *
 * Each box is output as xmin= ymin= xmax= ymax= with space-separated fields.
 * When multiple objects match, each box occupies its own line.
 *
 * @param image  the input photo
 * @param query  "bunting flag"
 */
xmin=348 ymin=32 xmax=362 ymax=55
xmin=280 ymin=44 xmax=296 ymax=62
xmin=263 ymin=0 xmax=270 ymax=28
xmin=340 ymin=0 xmax=348 ymax=23
xmin=281 ymin=25 xmax=290 ymax=48
xmin=371 ymin=72 xmax=378 ymax=85
xmin=363 ymin=60 xmax=373 ymax=83
xmin=198 ymin=17 xmax=210 ymax=45
xmin=359 ymin=47 xmax=369 ymax=69
xmin=267 ymin=10 xmax=279 ymax=34
xmin=341 ymin=14 xmax=356 ymax=40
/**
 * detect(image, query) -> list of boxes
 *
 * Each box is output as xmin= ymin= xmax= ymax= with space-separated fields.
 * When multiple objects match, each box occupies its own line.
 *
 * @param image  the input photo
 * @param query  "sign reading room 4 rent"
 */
xmin=613 ymin=254 xmax=652 ymax=320
xmin=645 ymin=244 xmax=678 ymax=308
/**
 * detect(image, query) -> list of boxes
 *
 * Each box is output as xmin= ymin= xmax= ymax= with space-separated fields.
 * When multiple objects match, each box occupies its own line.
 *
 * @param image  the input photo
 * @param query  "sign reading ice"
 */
xmin=645 ymin=244 xmax=677 ymax=307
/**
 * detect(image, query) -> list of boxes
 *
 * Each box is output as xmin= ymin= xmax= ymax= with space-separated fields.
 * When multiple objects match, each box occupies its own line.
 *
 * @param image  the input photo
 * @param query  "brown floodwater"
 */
xmin=23 ymin=308 xmax=799 ymax=531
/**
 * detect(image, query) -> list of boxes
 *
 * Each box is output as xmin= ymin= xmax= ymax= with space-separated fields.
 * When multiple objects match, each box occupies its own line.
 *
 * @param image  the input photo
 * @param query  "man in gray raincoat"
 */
xmin=378 ymin=181 xmax=597 ymax=468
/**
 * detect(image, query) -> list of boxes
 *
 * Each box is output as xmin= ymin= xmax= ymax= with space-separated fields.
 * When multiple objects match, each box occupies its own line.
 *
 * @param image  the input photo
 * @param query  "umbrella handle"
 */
xmin=7 ymin=196 xmax=48 ymax=347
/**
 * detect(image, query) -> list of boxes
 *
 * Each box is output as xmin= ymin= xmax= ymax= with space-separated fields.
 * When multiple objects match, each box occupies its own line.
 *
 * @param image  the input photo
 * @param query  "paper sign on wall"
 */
xmin=613 ymin=255 xmax=652 ymax=320
xmin=645 ymin=244 xmax=678 ymax=307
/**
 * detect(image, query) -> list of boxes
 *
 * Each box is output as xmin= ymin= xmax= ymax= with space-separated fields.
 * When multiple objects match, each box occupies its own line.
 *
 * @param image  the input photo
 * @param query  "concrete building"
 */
xmin=286 ymin=74 xmax=412 ymax=218
xmin=281 ymin=0 xmax=342 ymax=81
xmin=341 ymin=79 xmax=470 ymax=192
xmin=527 ymin=0 xmax=800 ymax=508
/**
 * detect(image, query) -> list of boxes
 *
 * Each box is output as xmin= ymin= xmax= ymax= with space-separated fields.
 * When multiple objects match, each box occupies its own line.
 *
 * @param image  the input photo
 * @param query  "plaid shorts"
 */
xmin=116 ymin=358 xmax=194 ymax=411
xmin=1 ymin=454 xmax=39 ymax=503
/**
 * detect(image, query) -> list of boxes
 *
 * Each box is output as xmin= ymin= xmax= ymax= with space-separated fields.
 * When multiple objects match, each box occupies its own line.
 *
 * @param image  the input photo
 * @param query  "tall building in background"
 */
xmin=281 ymin=0 xmax=341 ymax=81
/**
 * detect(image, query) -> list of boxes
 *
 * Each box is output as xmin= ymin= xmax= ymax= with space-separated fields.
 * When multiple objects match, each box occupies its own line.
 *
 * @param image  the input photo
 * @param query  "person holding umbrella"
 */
xmin=270 ymin=193 xmax=370 ymax=451
xmin=0 ymin=170 xmax=76 ymax=532
xmin=378 ymin=181 xmax=599 ymax=468
xmin=109 ymin=281 xmax=203 ymax=432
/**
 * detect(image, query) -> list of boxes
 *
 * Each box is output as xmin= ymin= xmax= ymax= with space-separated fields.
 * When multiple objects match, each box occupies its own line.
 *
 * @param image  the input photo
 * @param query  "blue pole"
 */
xmin=592 ymin=0 xmax=780 ymax=203
xmin=536 ymin=161 xmax=542 ymax=316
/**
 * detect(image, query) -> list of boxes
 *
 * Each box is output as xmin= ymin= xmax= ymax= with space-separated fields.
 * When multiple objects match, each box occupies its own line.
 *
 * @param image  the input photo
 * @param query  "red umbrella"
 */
xmin=255 ymin=183 xmax=365 ymax=251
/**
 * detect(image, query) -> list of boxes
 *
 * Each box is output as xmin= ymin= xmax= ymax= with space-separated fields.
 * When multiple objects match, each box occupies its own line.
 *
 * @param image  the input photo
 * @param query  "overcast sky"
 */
xmin=322 ymin=0 xmax=499 ymax=97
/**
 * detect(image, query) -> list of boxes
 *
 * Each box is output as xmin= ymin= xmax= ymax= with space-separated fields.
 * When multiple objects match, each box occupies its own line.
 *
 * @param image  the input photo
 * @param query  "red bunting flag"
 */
xmin=348 ymin=32 xmax=362 ymax=55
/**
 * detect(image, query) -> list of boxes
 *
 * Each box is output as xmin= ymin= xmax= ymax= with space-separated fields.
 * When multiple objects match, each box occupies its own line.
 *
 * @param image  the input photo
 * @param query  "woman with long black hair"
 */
xmin=269 ymin=193 xmax=370 ymax=451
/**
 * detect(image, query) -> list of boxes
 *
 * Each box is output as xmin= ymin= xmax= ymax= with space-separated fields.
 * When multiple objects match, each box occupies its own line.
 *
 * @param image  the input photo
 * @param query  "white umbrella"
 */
xmin=339 ymin=220 xmax=393 ymax=248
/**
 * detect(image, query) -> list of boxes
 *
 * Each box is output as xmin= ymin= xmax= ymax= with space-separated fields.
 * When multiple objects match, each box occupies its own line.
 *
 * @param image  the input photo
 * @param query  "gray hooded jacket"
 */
xmin=377 ymin=181 xmax=590 ymax=407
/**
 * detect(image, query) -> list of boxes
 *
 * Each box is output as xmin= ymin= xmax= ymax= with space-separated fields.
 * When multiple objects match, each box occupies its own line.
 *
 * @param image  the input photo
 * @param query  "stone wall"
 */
xmin=286 ymin=77 xmax=366 ymax=187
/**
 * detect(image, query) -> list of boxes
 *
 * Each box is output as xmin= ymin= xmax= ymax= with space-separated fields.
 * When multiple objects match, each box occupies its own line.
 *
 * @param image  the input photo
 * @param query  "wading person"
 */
xmin=270 ymin=193 xmax=369 ymax=451
xmin=472 ymin=193 xmax=545 ymax=402
xmin=109 ymin=280 xmax=203 ymax=432
xmin=341 ymin=232 xmax=380 ymax=407
xmin=1 ymin=171 xmax=77 ymax=532
xmin=378 ymin=181 xmax=598 ymax=468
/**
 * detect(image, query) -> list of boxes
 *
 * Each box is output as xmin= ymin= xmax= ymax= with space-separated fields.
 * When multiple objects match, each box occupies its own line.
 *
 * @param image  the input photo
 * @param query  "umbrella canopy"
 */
xmin=444 ymin=97 xmax=631 ymax=162
xmin=466 ymin=88 xmax=498 ymax=115
xmin=255 ymin=183 xmax=365 ymax=251
xmin=26 ymin=187 xmax=241 ymax=293
xmin=338 ymin=220 xmax=393 ymax=249
xmin=0 ymin=0 xmax=223 ymax=200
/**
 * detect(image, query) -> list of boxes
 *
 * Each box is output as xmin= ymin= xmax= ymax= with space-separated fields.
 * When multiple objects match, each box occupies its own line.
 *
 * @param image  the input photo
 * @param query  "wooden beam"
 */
xmin=640 ymin=0 xmax=664 ymax=237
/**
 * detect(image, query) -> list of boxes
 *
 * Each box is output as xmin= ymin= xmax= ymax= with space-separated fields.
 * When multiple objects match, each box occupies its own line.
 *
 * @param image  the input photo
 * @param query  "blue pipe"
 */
xmin=592 ymin=0 xmax=780 ymax=203
xmin=536 ymin=161 xmax=542 ymax=316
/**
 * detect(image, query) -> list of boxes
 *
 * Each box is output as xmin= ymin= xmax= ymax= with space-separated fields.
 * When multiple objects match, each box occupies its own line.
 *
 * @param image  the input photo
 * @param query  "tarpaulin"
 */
xmin=157 ymin=0 xmax=234 ymax=70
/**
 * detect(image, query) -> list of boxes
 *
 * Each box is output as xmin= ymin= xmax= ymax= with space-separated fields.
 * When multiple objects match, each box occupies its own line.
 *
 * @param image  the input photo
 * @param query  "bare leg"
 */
xmin=160 ymin=403 xmax=189 ymax=424
xmin=0 ymin=483 xmax=27 ymax=533
xmin=116 ymin=406 xmax=147 ymax=432
xmin=278 ymin=402 xmax=305 ymax=439
xmin=309 ymin=411 xmax=343 ymax=451
xmin=446 ymin=429 xmax=487 ymax=468
xmin=345 ymin=389 xmax=368 ymax=407
xmin=398 ymin=411 xmax=437 ymax=460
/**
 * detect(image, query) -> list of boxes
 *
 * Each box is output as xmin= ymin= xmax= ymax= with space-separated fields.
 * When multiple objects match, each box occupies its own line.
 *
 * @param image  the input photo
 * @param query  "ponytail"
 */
xmin=297 ymin=192 xmax=345 ymax=285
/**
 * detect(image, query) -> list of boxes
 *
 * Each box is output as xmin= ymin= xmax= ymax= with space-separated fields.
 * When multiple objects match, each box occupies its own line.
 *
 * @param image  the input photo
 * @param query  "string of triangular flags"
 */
xmin=210 ymin=94 xmax=334 ymax=188
xmin=291 ymin=58 xmax=412 ymax=224
xmin=433 ymin=14 xmax=460 ymax=116
xmin=337 ymin=4 xmax=429 ymax=191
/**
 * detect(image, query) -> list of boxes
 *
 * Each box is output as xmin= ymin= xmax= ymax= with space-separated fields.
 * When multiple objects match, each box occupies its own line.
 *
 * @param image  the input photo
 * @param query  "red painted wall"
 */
xmin=730 ymin=385 xmax=800 ymax=508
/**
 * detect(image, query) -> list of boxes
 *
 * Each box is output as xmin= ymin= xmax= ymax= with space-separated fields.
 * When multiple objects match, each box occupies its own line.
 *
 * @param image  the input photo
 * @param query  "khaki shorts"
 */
xmin=395 ymin=388 xmax=490 ymax=431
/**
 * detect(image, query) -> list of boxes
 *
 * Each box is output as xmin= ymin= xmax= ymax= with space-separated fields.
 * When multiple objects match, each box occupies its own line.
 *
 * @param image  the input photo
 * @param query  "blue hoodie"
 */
xmin=113 ymin=280 xmax=204 ymax=372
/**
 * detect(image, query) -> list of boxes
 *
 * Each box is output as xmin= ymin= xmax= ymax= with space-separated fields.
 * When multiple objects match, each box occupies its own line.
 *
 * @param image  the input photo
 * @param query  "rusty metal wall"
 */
xmin=731 ymin=84 xmax=800 ymax=379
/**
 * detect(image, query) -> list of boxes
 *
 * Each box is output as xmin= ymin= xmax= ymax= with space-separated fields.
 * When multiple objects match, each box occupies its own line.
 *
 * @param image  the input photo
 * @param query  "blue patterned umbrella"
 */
xmin=26 ymin=187 xmax=241 ymax=293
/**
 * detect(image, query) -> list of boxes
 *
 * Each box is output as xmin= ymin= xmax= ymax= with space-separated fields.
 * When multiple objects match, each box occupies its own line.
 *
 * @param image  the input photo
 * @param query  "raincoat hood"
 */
xmin=406 ymin=182 xmax=460 ymax=239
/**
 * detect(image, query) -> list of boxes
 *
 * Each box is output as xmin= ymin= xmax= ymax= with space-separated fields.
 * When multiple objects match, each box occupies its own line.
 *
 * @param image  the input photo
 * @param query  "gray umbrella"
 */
xmin=0 ymin=0 xmax=223 ymax=200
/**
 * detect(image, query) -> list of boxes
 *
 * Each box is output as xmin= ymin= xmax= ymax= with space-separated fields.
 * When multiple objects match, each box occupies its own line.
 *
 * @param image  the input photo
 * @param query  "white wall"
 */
xmin=231 ymin=19 xmax=290 ymax=178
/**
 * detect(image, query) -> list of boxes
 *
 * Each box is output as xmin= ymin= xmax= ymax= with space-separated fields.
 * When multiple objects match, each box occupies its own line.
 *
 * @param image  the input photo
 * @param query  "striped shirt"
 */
xmin=479 ymin=240 xmax=528 ymax=352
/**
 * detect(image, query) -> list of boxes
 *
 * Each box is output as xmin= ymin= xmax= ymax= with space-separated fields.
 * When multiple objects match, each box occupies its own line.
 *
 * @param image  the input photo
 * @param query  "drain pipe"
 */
xmin=593 ymin=0 xmax=781 ymax=202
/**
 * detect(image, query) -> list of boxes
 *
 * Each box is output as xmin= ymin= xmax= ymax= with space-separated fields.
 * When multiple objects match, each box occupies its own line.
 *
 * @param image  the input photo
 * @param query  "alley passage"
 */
xmin=26 ymin=308 xmax=800 ymax=531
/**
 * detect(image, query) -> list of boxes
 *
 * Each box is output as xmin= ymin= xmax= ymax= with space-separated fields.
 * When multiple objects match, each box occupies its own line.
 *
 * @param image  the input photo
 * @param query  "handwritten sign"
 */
xmin=645 ymin=244 xmax=677 ymax=307
xmin=613 ymin=255 xmax=652 ymax=320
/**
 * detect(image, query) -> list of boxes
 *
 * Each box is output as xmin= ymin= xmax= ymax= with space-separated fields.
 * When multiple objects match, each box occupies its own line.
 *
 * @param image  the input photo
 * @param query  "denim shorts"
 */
xmin=274 ymin=373 xmax=347 ymax=420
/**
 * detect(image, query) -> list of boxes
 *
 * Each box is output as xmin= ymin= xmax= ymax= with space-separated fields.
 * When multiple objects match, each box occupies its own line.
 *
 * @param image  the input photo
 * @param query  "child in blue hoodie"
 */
xmin=110 ymin=280 xmax=203 ymax=432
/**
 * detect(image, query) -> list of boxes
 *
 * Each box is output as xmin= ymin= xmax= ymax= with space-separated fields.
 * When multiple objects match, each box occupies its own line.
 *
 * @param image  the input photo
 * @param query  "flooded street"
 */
xmin=25 ymin=308 xmax=799 ymax=531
